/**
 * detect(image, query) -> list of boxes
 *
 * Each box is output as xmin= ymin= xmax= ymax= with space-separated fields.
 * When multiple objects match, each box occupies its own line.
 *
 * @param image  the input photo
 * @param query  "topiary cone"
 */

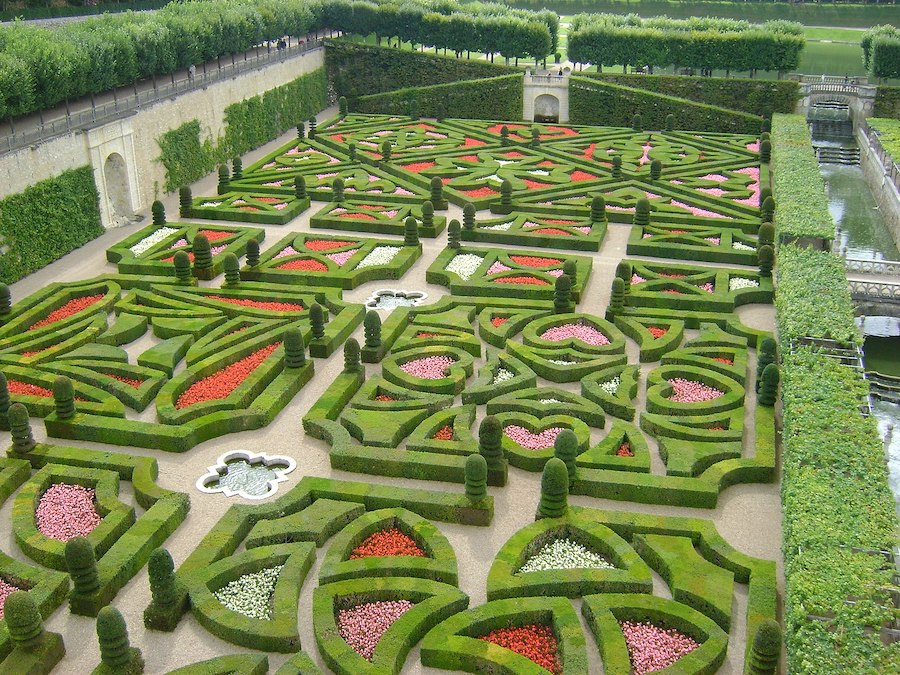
xmin=554 ymin=274 xmax=573 ymax=314
xmin=756 ymin=337 xmax=777 ymax=393
xmin=530 ymin=127 xmax=540 ymax=148
xmin=223 ymin=253 xmax=240 ymax=286
xmin=478 ymin=416 xmax=503 ymax=468
xmin=500 ymin=179 xmax=512 ymax=207
xmin=178 ymin=187 xmax=192 ymax=218
xmin=5 ymin=591 xmax=45 ymax=650
xmin=650 ymin=159 xmax=662 ymax=180
xmin=562 ymin=259 xmax=577 ymax=286
xmin=590 ymin=195 xmax=605 ymax=222
xmin=284 ymin=328 xmax=306 ymax=368
xmin=748 ymin=618 xmax=781 ymax=674
xmin=364 ymin=311 xmax=382 ymax=349
xmin=245 ymin=239 xmax=260 ymax=267
xmin=758 ymin=363 xmax=780 ymax=407
xmin=294 ymin=176 xmax=307 ymax=201
xmin=404 ymin=217 xmax=420 ymax=247
xmin=96 ymin=606 xmax=143 ymax=672
xmin=537 ymin=457 xmax=568 ymax=519
xmin=231 ymin=156 xmax=242 ymax=180
xmin=430 ymin=177 xmax=445 ymax=208
xmin=147 ymin=549 xmax=178 ymax=609
xmin=761 ymin=196 xmax=775 ymax=223
xmin=217 ymin=164 xmax=229 ymax=195
xmin=343 ymin=338 xmax=361 ymax=373
xmin=308 ymin=117 xmax=317 ymax=138
xmin=634 ymin=198 xmax=651 ymax=227
xmin=309 ymin=304 xmax=326 ymax=340
xmin=66 ymin=536 xmax=100 ymax=597
xmin=191 ymin=234 xmax=212 ymax=273
xmin=464 ymin=453 xmax=488 ymax=501
xmin=53 ymin=375 xmax=75 ymax=420
xmin=332 ymin=178 xmax=344 ymax=202
xmin=759 ymin=139 xmax=772 ymax=163
xmin=758 ymin=222 xmax=775 ymax=248
xmin=296 ymin=122 xmax=305 ymax=139
xmin=151 ymin=200 xmax=166 ymax=226
xmin=420 ymin=200 xmax=434 ymax=228
xmin=607 ymin=277 xmax=625 ymax=320
xmin=615 ymin=261 xmax=632 ymax=286
xmin=8 ymin=403 xmax=35 ymax=453
xmin=448 ymin=219 xmax=461 ymax=249
xmin=462 ymin=202 xmax=476 ymax=230
xmin=173 ymin=251 xmax=192 ymax=284
xmin=758 ymin=244 xmax=774 ymax=277
xmin=611 ymin=155 xmax=622 ymax=179
xmin=0 ymin=371 xmax=10 ymax=427
xmin=554 ymin=429 xmax=578 ymax=487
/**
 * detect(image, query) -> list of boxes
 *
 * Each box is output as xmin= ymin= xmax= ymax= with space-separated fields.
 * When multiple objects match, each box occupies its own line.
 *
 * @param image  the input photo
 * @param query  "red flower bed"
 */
xmin=712 ymin=357 xmax=733 ymax=365
xmin=570 ymin=170 xmax=598 ymax=182
xmin=198 ymin=230 xmax=233 ymax=241
xmin=523 ymin=179 xmax=552 ymax=190
xmin=582 ymin=142 xmax=596 ymax=159
xmin=277 ymin=259 xmax=329 ymax=272
xmin=36 ymin=483 xmax=101 ymax=541
xmin=503 ymin=151 xmax=525 ymax=158
xmin=29 ymin=294 xmax=105 ymax=330
xmin=104 ymin=373 xmax=144 ymax=389
xmin=175 ymin=343 xmax=280 ymax=409
xmin=658 ymin=272 xmax=685 ymax=278
xmin=617 ymin=441 xmax=634 ymax=457
xmin=401 ymin=161 xmax=436 ymax=173
xmin=21 ymin=347 xmax=51 ymax=357
xmin=460 ymin=187 xmax=498 ymax=198
xmin=459 ymin=154 xmax=480 ymax=163
xmin=305 ymin=239 xmax=357 ymax=251
xmin=339 ymin=213 xmax=377 ymax=220
xmin=207 ymin=296 xmax=304 ymax=312
xmin=510 ymin=256 xmax=562 ymax=268
xmin=542 ymin=219 xmax=578 ymax=225
xmin=479 ymin=624 xmax=561 ymax=674
xmin=708 ymin=426 xmax=726 ymax=432
xmin=491 ymin=316 xmax=509 ymax=327
xmin=433 ymin=425 xmax=454 ymax=441
xmin=532 ymin=228 xmax=571 ymax=236
xmin=350 ymin=528 xmax=426 ymax=558
xmin=493 ymin=276 xmax=549 ymax=285
xmin=662 ymin=289 xmax=683 ymax=295
xmin=648 ymin=327 xmax=668 ymax=339
xmin=463 ymin=137 xmax=486 ymax=147
xmin=7 ymin=380 xmax=53 ymax=398
xmin=537 ymin=160 xmax=556 ymax=167
xmin=416 ymin=332 xmax=440 ymax=338
xmin=374 ymin=394 xmax=397 ymax=402
xmin=329 ymin=134 xmax=345 ymax=143
xmin=487 ymin=124 xmax=526 ymax=134
xmin=253 ymin=197 xmax=283 ymax=204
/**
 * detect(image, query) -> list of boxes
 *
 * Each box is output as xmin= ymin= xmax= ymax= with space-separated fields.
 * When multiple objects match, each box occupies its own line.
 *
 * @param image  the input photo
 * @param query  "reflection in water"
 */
xmin=872 ymin=400 xmax=900 ymax=520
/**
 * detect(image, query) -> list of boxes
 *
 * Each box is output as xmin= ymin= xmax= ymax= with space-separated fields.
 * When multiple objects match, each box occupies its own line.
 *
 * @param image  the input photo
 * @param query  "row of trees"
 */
xmin=862 ymin=24 xmax=900 ymax=79
xmin=567 ymin=13 xmax=805 ymax=74
xmin=0 ymin=0 xmax=556 ymax=121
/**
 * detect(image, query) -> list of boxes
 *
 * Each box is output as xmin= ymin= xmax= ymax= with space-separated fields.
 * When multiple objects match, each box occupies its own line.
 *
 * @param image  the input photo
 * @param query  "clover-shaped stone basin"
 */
xmin=196 ymin=450 xmax=296 ymax=500
xmin=365 ymin=289 xmax=427 ymax=310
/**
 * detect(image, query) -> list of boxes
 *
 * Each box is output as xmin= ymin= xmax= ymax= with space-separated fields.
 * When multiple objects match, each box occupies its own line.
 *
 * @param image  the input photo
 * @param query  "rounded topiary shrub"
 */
xmin=364 ymin=311 xmax=381 ymax=349
xmin=553 ymin=429 xmax=578 ymax=487
xmin=53 ymin=375 xmax=75 ymax=419
xmin=404 ymin=217 xmax=420 ymax=247
xmin=284 ymin=328 xmax=306 ymax=368
xmin=748 ymin=618 xmax=781 ymax=674
xmin=537 ymin=457 xmax=568 ymax=518
xmin=223 ymin=253 xmax=240 ymax=286
xmin=96 ymin=605 xmax=143 ymax=673
xmin=192 ymin=234 xmax=212 ymax=273
xmin=343 ymin=338 xmax=361 ymax=373
xmin=151 ymin=200 xmax=166 ymax=226
xmin=479 ymin=416 xmax=503 ymax=468
xmin=465 ymin=453 xmax=488 ymax=501
xmin=309 ymin=304 xmax=326 ymax=340
xmin=9 ymin=402 xmax=35 ymax=453
xmin=173 ymin=251 xmax=192 ymax=283
xmin=758 ymin=364 xmax=780 ymax=407
xmin=634 ymin=198 xmax=651 ymax=227
xmin=66 ymin=536 xmax=100 ymax=596
xmin=5 ymin=590 xmax=45 ymax=650
xmin=590 ymin=195 xmax=605 ymax=222
xmin=448 ymin=219 xmax=461 ymax=249
xmin=178 ymin=187 xmax=192 ymax=218
xmin=463 ymin=202 xmax=476 ymax=230
xmin=554 ymin=274 xmax=573 ymax=314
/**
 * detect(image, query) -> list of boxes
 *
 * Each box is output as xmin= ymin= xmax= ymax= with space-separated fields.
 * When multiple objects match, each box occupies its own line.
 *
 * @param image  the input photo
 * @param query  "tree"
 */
xmin=554 ymin=274 xmax=573 ymax=314
xmin=217 ymin=164 xmax=229 ymax=195
xmin=53 ymin=376 xmax=75 ymax=420
xmin=284 ymin=328 xmax=306 ymax=368
xmin=309 ymin=304 xmax=326 ymax=340
xmin=479 ymin=416 xmax=504 ymax=469
xmin=448 ymin=219 xmax=461 ymax=249
xmin=634 ymin=198 xmax=651 ymax=227
xmin=151 ymin=200 xmax=166 ymax=226
xmin=756 ymin=337 xmax=777 ymax=393
xmin=178 ymin=186 xmax=192 ymax=218
xmin=537 ymin=457 xmax=568 ymax=518
xmin=332 ymin=177 xmax=344 ymax=202
xmin=758 ymin=363 xmax=779 ymax=406
xmin=343 ymin=338 xmax=361 ymax=373
xmin=364 ymin=310 xmax=382 ymax=349
xmin=294 ymin=176 xmax=307 ymax=201
xmin=463 ymin=202 xmax=476 ymax=230
xmin=404 ymin=217 xmax=420 ymax=246
xmin=758 ymin=244 xmax=774 ymax=277
xmin=607 ymin=277 xmax=625 ymax=320
xmin=8 ymin=403 xmax=35 ymax=454
xmin=590 ymin=195 xmax=605 ymax=222
xmin=465 ymin=453 xmax=488 ymax=501
xmin=223 ymin=253 xmax=240 ymax=286
xmin=96 ymin=606 xmax=144 ymax=674
xmin=748 ymin=619 xmax=781 ymax=674
xmin=554 ymin=429 xmax=578 ymax=487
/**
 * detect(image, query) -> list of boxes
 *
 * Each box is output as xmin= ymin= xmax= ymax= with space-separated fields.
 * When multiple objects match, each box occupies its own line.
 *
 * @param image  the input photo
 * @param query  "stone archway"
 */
xmin=533 ymin=94 xmax=560 ymax=123
xmin=103 ymin=153 xmax=131 ymax=221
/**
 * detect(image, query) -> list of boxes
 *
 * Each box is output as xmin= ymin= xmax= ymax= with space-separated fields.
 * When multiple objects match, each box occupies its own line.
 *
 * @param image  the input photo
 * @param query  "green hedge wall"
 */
xmin=578 ymin=72 xmax=798 ymax=118
xmin=873 ymin=85 xmax=900 ymax=120
xmin=569 ymin=76 xmax=761 ymax=133
xmin=157 ymin=68 xmax=326 ymax=192
xmin=325 ymin=41 xmax=517 ymax=101
xmin=353 ymin=74 xmax=524 ymax=121
xmin=0 ymin=166 xmax=102 ymax=284
xmin=770 ymin=113 xmax=835 ymax=242
xmin=868 ymin=117 xmax=900 ymax=160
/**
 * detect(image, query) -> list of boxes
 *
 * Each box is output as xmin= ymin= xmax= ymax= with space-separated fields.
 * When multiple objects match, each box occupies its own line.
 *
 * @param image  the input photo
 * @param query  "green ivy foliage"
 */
xmin=0 ymin=166 xmax=102 ymax=284
xmin=867 ymin=118 xmax=900 ymax=161
xmin=569 ymin=76 xmax=760 ymax=133
xmin=578 ymin=72 xmax=798 ymax=118
xmin=354 ymin=74 xmax=524 ymax=121
xmin=872 ymin=86 xmax=900 ymax=119
xmin=325 ymin=42 xmax=518 ymax=101
xmin=157 ymin=120 xmax=220 ymax=194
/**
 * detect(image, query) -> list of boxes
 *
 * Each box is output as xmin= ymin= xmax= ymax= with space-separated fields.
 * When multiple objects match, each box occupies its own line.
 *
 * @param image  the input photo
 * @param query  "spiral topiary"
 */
xmin=8 ymin=403 xmax=35 ymax=453
xmin=404 ymin=217 xmax=420 ymax=247
xmin=191 ymin=234 xmax=212 ymax=274
xmin=96 ymin=606 xmax=144 ymax=673
xmin=343 ymin=338 xmax=361 ymax=373
xmin=430 ymin=177 xmax=445 ymax=208
xmin=665 ymin=113 xmax=675 ymax=131
xmin=500 ymin=126 xmax=509 ymax=146
xmin=562 ymin=259 xmax=577 ymax=286
xmin=151 ymin=200 xmax=166 ymax=226
xmin=348 ymin=142 xmax=357 ymax=161
xmin=338 ymin=95 xmax=348 ymax=117
xmin=530 ymin=126 xmax=540 ymax=148
xmin=364 ymin=310 xmax=381 ymax=349
xmin=462 ymin=202 xmax=476 ymax=230
xmin=650 ymin=159 xmax=662 ymax=180
xmin=147 ymin=549 xmax=178 ymax=609
xmin=284 ymin=328 xmax=306 ymax=368
xmin=294 ymin=175 xmax=307 ymax=201
xmin=381 ymin=140 xmax=392 ymax=162
xmin=500 ymin=179 xmax=512 ymax=208
xmin=761 ymin=117 xmax=771 ymax=134
xmin=5 ymin=591 xmax=45 ymax=650
xmin=66 ymin=536 xmax=100 ymax=597
xmin=756 ymin=337 xmax=777 ymax=393
xmin=0 ymin=371 xmax=9 ymax=427
xmin=420 ymin=200 xmax=434 ymax=229
xmin=478 ymin=416 xmax=503 ymax=468
xmin=758 ymin=244 xmax=774 ymax=277
xmin=554 ymin=274 xmax=573 ymax=314
xmin=759 ymin=140 xmax=771 ymax=163
xmin=748 ymin=619 xmax=781 ymax=674
xmin=761 ymin=196 xmax=775 ymax=223
xmin=607 ymin=277 xmax=625 ymax=320
xmin=231 ymin=156 xmax=242 ymax=180
xmin=178 ymin=186 xmax=192 ymax=218
xmin=611 ymin=155 xmax=622 ymax=179
xmin=332 ymin=177 xmax=344 ymax=202
xmin=308 ymin=117 xmax=317 ymax=139
xmin=173 ymin=251 xmax=192 ymax=284
xmin=217 ymin=164 xmax=229 ymax=195
xmin=464 ymin=453 xmax=488 ymax=501
xmin=632 ymin=113 xmax=642 ymax=132
xmin=554 ymin=429 xmax=578 ymax=487
xmin=309 ymin=303 xmax=326 ymax=340
xmin=758 ymin=222 xmax=774 ymax=248
xmin=615 ymin=261 xmax=632 ymax=285
xmin=758 ymin=364 xmax=780 ymax=407
xmin=590 ymin=195 xmax=605 ymax=222
xmin=760 ymin=131 xmax=771 ymax=142
xmin=537 ymin=457 xmax=568 ymax=518
xmin=296 ymin=122 xmax=305 ymax=139
xmin=448 ymin=219 xmax=461 ymax=249
xmin=223 ymin=253 xmax=240 ymax=286
xmin=53 ymin=376 xmax=75 ymax=420
xmin=634 ymin=198 xmax=651 ymax=227
xmin=245 ymin=239 xmax=260 ymax=268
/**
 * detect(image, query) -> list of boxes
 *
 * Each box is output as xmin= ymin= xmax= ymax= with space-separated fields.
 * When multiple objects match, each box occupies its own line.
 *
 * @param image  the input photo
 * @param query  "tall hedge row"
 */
xmin=157 ymin=67 xmax=326 ymax=192
xmin=353 ymin=73 xmax=524 ymax=121
xmin=0 ymin=166 xmax=103 ymax=284
xmin=326 ymin=41 xmax=517 ymax=100
xmin=567 ymin=13 xmax=804 ymax=73
xmin=578 ymin=72 xmax=798 ymax=118
xmin=873 ymin=85 xmax=900 ymax=119
xmin=568 ymin=75 xmax=760 ymax=133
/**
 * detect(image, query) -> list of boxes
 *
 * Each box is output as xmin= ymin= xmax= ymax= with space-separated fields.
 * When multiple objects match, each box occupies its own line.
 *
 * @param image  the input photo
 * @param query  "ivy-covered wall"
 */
xmin=353 ymin=74 xmax=524 ymax=121
xmin=157 ymin=67 xmax=327 ymax=192
xmin=568 ymin=76 xmax=761 ymax=133
xmin=578 ymin=72 xmax=798 ymax=119
xmin=873 ymin=85 xmax=900 ymax=120
xmin=326 ymin=41 xmax=518 ymax=101
xmin=0 ymin=166 xmax=102 ymax=284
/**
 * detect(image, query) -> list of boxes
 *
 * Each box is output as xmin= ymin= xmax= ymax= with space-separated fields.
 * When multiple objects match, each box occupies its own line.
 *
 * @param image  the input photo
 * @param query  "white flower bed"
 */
xmin=214 ymin=564 xmax=283 ymax=620
xmin=129 ymin=227 xmax=178 ymax=256
xmin=732 ymin=241 xmax=755 ymax=251
xmin=540 ymin=398 xmax=562 ymax=404
xmin=548 ymin=359 xmax=575 ymax=366
xmin=729 ymin=277 xmax=759 ymax=291
xmin=355 ymin=246 xmax=400 ymax=269
xmin=518 ymin=539 xmax=614 ymax=573
xmin=445 ymin=254 xmax=484 ymax=281
xmin=493 ymin=368 xmax=515 ymax=384
xmin=483 ymin=222 xmax=512 ymax=231
xmin=598 ymin=377 xmax=620 ymax=396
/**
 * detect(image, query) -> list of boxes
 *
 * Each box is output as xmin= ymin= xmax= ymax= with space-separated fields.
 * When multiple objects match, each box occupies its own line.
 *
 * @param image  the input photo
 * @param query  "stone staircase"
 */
xmin=814 ymin=144 xmax=861 ymax=165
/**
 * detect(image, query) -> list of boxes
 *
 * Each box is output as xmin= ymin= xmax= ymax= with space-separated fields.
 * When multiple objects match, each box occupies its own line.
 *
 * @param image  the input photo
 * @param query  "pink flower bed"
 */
xmin=504 ymin=424 xmax=564 ymax=450
xmin=399 ymin=355 xmax=455 ymax=379
xmin=699 ymin=282 xmax=715 ymax=293
xmin=488 ymin=261 xmax=512 ymax=275
xmin=338 ymin=600 xmax=414 ymax=661
xmin=176 ymin=343 xmax=280 ymax=409
xmin=632 ymin=274 xmax=646 ymax=285
xmin=668 ymin=378 xmax=724 ymax=403
xmin=540 ymin=323 xmax=610 ymax=346
xmin=670 ymin=200 xmax=729 ymax=219
xmin=207 ymin=297 xmax=304 ymax=312
xmin=733 ymin=167 xmax=761 ymax=207
xmin=29 ymin=294 xmax=105 ymax=330
xmin=620 ymin=620 xmax=699 ymax=675
xmin=274 ymin=246 xmax=300 ymax=259
xmin=305 ymin=240 xmax=357 ymax=251
xmin=326 ymin=249 xmax=359 ymax=266
xmin=36 ymin=483 xmax=101 ymax=541
xmin=0 ymin=578 xmax=23 ymax=620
